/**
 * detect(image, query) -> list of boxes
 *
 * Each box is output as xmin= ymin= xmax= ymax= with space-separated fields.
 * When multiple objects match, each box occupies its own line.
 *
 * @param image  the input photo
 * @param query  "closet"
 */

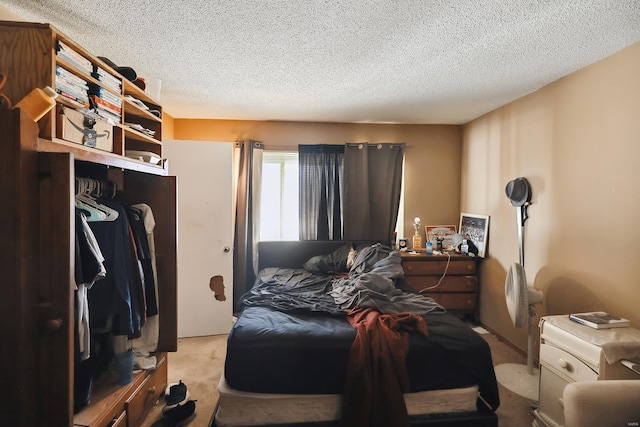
xmin=0 ymin=21 xmax=177 ymax=427
xmin=0 ymin=23 xmax=177 ymax=425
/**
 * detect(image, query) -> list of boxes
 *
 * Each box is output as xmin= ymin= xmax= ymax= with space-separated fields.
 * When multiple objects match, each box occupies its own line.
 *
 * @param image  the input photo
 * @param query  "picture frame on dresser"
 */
xmin=425 ymin=225 xmax=457 ymax=249
xmin=459 ymin=213 xmax=489 ymax=258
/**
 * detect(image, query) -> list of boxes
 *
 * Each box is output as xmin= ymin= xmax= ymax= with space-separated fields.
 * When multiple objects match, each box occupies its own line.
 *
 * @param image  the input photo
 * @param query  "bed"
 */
xmin=211 ymin=241 xmax=499 ymax=427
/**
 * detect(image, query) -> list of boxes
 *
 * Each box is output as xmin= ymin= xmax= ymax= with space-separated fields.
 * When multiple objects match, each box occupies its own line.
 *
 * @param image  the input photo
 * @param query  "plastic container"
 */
xmin=15 ymin=86 xmax=57 ymax=122
xmin=461 ymin=239 xmax=469 ymax=255
xmin=426 ymin=241 xmax=433 ymax=255
xmin=115 ymin=350 xmax=134 ymax=385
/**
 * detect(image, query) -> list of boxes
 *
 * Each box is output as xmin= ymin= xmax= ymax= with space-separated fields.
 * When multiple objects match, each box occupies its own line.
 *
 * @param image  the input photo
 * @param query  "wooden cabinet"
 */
xmin=0 ymin=20 xmax=163 ymax=164
xmin=400 ymin=252 xmax=479 ymax=315
xmin=74 ymin=354 xmax=168 ymax=427
xmin=0 ymin=21 xmax=177 ymax=427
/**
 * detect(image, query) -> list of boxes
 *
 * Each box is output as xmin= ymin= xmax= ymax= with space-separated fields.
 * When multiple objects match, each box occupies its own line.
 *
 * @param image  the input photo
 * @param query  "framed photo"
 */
xmin=425 ymin=225 xmax=457 ymax=249
xmin=459 ymin=213 xmax=490 ymax=258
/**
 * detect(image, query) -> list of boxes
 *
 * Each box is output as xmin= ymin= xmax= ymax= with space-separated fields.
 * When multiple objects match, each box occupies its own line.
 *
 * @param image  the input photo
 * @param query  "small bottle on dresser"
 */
xmin=461 ymin=239 xmax=469 ymax=255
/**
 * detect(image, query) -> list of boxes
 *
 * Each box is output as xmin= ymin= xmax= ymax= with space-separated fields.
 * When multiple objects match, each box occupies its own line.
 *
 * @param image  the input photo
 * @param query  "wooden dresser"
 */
xmin=400 ymin=252 xmax=479 ymax=316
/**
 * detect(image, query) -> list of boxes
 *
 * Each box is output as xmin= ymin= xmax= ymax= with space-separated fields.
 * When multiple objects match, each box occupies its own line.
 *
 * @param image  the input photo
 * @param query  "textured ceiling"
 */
xmin=2 ymin=1 xmax=640 ymax=124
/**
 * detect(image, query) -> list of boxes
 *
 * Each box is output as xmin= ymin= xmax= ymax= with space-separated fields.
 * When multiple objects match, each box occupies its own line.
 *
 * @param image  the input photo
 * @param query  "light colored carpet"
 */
xmin=485 ymin=332 xmax=537 ymax=427
xmin=140 ymin=334 xmax=228 ymax=427
xmin=140 ymin=330 xmax=535 ymax=427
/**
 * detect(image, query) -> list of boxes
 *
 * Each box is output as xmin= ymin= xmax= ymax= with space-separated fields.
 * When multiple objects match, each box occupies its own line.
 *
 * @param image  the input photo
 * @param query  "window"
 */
xmin=260 ymin=151 xmax=299 ymax=240
xmin=259 ymin=150 xmax=405 ymax=243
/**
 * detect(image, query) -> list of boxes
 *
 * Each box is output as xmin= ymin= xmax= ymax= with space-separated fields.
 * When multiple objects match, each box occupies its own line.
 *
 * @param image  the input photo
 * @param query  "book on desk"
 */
xmin=569 ymin=311 xmax=630 ymax=329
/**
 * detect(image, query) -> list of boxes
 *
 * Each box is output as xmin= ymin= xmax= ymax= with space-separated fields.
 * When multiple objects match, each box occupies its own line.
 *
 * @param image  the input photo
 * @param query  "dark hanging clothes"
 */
xmin=74 ymin=209 xmax=104 ymax=286
xmin=87 ymin=199 xmax=144 ymax=337
xmin=126 ymin=222 xmax=147 ymax=337
xmin=123 ymin=204 xmax=158 ymax=316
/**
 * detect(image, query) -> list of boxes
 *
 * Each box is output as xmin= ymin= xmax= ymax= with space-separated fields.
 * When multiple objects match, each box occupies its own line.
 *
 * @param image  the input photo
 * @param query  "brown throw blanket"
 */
xmin=342 ymin=307 xmax=429 ymax=427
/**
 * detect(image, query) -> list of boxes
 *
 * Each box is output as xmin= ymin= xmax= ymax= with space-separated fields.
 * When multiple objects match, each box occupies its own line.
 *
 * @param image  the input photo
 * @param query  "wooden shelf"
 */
xmin=57 ymin=95 xmax=88 ymax=110
xmin=0 ymin=19 xmax=163 ymax=167
xmin=56 ymin=57 xmax=122 ymax=99
xmin=123 ymin=127 xmax=162 ymax=145
xmin=41 ymin=137 xmax=168 ymax=175
xmin=123 ymin=97 xmax=162 ymax=122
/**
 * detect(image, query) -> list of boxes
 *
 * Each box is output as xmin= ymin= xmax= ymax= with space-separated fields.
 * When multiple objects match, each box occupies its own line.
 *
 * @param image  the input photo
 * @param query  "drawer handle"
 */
xmin=558 ymin=358 xmax=573 ymax=372
xmin=145 ymin=386 xmax=157 ymax=405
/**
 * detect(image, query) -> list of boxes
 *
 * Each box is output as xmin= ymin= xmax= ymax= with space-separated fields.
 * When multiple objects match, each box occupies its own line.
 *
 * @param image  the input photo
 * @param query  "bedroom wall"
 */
xmin=173 ymin=120 xmax=463 ymax=243
xmin=163 ymin=112 xmax=175 ymax=139
xmin=462 ymin=42 xmax=640 ymax=353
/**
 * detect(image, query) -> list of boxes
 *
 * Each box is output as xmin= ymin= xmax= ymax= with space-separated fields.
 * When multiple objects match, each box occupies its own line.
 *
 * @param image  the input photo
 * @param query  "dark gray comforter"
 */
xmin=239 ymin=243 xmax=445 ymax=316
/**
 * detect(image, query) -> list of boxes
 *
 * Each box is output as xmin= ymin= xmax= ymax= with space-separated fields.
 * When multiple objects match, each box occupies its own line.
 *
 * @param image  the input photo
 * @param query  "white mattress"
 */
xmin=214 ymin=375 xmax=479 ymax=427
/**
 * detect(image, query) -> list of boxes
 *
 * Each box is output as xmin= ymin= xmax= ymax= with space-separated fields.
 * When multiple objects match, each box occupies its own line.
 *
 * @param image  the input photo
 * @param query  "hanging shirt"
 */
xmin=74 ymin=209 xmax=106 ymax=360
xmin=130 ymin=203 xmax=160 ymax=356
xmin=87 ymin=200 xmax=144 ymax=337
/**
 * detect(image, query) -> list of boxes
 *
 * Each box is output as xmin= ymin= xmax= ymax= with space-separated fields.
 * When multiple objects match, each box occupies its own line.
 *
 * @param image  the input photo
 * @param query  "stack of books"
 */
xmin=56 ymin=41 xmax=92 ymax=75
xmin=55 ymin=65 xmax=89 ymax=107
xmin=92 ymin=67 xmax=122 ymax=93
xmin=569 ymin=311 xmax=630 ymax=329
xmin=89 ymin=85 xmax=122 ymax=123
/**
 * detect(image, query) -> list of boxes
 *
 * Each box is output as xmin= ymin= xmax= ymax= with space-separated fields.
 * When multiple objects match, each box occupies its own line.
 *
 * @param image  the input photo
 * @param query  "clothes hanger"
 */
xmin=75 ymin=178 xmax=106 ymax=222
xmin=75 ymin=178 xmax=119 ymax=222
xmin=81 ymin=185 xmax=119 ymax=221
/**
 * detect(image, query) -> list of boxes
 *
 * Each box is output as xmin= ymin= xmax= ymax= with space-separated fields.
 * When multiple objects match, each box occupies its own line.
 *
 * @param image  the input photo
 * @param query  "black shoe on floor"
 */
xmin=151 ymin=400 xmax=197 ymax=427
xmin=163 ymin=380 xmax=189 ymax=412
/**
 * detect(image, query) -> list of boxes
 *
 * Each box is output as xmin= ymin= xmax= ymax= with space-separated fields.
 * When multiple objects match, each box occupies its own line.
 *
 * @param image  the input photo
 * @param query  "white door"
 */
xmin=163 ymin=140 xmax=234 ymax=337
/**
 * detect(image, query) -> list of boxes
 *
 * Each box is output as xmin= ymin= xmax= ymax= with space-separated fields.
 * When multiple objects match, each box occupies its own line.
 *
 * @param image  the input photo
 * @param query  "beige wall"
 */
xmin=163 ymin=112 xmax=175 ymax=139
xmin=462 ymin=42 xmax=640 ymax=353
xmin=173 ymin=119 xmax=463 ymax=242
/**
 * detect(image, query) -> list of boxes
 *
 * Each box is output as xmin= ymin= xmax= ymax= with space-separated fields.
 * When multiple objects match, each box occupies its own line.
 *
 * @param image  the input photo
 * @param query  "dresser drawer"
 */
xmin=402 ymin=259 xmax=476 ymax=276
xmin=426 ymin=292 xmax=476 ymax=311
xmin=537 ymin=364 xmax=570 ymax=426
xmin=404 ymin=275 xmax=476 ymax=293
xmin=107 ymin=410 xmax=126 ymax=427
xmin=126 ymin=355 xmax=167 ymax=427
xmin=540 ymin=343 xmax=597 ymax=383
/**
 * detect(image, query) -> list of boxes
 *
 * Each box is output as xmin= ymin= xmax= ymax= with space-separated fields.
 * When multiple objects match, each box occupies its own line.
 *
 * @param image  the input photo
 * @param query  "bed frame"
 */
xmin=257 ymin=240 xmax=386 ymax=271
xmin=211 ymin=240 xmax=498 ymax=427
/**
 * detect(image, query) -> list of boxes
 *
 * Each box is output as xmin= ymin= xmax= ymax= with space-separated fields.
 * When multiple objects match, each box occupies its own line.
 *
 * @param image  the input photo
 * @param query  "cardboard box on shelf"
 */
xmin=56 ymin=105 xmax=113 ymax=152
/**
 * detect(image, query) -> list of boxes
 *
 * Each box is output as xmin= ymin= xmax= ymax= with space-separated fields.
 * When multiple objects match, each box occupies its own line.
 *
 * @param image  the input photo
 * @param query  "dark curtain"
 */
xmin=298 ymin=145 xmax=344 ymax=240
xmin=232 ymin=140 xmax=263 ymax=312
xmin=343 ymin=143 xmax=405 ymax=243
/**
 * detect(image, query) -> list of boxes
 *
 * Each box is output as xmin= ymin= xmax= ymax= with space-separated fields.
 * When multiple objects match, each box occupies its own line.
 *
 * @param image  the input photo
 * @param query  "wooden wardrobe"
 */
xmin=0 ymin=21 xmax=178 ymax=427
xmin=0 ymin=108 xmax=178 ymax=427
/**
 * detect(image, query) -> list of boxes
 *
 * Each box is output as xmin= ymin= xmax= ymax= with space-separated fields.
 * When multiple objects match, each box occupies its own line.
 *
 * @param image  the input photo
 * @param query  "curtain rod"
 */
xmin=345 ymin=143 xmax=405 ymax=149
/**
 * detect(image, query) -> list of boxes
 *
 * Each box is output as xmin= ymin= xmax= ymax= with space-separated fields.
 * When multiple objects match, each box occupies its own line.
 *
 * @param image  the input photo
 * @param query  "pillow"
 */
xmin=303 ymin=243 xmax=354 ymax=274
